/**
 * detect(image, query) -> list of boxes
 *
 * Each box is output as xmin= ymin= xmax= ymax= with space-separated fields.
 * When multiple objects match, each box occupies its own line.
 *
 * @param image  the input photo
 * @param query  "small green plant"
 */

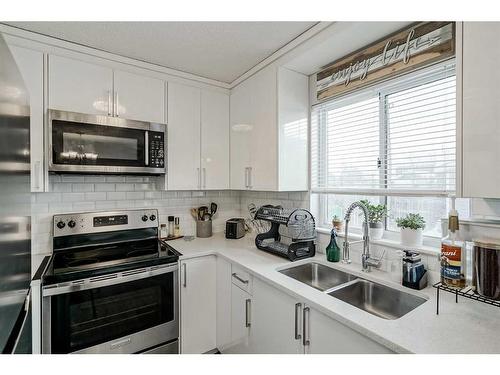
xmin=359 ymin=199 xmax=388 ymax=224
xmin=332 ymin=215 xmax=342 ymax=222
xmin=395 ymin=213 xmax=426 ymax=230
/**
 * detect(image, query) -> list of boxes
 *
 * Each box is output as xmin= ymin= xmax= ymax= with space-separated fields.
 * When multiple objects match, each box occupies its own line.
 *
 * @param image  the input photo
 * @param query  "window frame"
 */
xmin=311 ymin=59 xmax=465 ymax=237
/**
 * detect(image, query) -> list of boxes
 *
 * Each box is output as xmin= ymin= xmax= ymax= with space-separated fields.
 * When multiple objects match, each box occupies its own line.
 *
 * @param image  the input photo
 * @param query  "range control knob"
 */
xmin=142 ymin=215 xmax=148 ymax=222
xmin=149 ymin=214 xmax=156 ymax=221
xmin=56 ymin=221 xmax=66 ymax=229
xmin=68 ymin=220 xmax=76 ymax=228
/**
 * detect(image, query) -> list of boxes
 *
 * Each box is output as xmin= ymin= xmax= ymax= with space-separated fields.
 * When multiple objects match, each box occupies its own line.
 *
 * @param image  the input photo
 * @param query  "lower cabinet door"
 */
xmin=224 ymin=284 xmax=252 ymax=353
xmin=248 ymin=278 xmax=304 ymax=354
xmin=304 ymin=307 xmax=394 ymax=354
xmin=180 ymin=256 xmax=216 ymax=353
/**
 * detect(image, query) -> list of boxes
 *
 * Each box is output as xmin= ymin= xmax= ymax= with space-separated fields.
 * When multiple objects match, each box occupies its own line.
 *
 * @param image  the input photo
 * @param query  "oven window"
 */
xmin=52 ymin=120 xmax=145 ymax=167
xmin=50 ymin=273 xmax=174 ymax=353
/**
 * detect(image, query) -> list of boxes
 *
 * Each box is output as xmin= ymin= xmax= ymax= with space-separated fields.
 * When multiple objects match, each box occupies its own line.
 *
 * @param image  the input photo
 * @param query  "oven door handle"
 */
xmin=42 ymin=263 xmax=178 ymax=297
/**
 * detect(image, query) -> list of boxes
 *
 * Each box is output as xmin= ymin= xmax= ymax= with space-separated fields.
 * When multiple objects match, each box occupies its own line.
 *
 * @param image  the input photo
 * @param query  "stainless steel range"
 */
xmin=34 ymin=209 xmax=179 ymax=354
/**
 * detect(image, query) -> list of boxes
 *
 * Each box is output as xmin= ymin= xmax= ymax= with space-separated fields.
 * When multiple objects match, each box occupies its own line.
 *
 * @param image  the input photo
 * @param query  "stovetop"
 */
xmin=43 ymin=239 xmax=180 ymax=284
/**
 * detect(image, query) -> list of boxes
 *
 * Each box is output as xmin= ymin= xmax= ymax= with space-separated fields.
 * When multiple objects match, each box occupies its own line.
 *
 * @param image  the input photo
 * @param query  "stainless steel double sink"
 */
xmin=279 ymin=262 xmax=426 ymax=320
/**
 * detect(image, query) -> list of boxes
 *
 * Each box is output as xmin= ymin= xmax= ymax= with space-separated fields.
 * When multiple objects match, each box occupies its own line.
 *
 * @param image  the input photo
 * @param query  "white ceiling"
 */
xmin=7 ymin=21 xmax=317 ymax=83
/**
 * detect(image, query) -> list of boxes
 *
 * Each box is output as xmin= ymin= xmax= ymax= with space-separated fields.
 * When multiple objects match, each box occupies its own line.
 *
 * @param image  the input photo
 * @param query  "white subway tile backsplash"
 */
xmin=84 ymin=176 xmax=106 ymax=183
xmin=116 ymin=183 xmax=135 ymax=192
xmin=61 ymin=175 xmax=85 ymax=183
xmin=32 ymin=176 xmax=309 ymax=255
xmin=72 ymin=183 xmax=94 ymax=192
xmin=72 ymin=201 xmax=96 ymax=211
xmin=95 ymin=183 xmax=116 ymax=192
xmin=62 ymin=193 xmax=85 ymax=202
xmin=85 ymin=192 xmax=107 ymax=201
xmin=107 ymin=191 xmax=126 ymax=200
xmin=126 ymin=191 xmax=145 ymax=200
xmin=106 ymin=176 xmax=126 ymax=183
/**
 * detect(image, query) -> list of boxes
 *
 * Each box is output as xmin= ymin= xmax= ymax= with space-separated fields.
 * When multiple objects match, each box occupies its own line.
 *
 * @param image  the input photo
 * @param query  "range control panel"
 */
xmin=53 ymin=209 xmax=158 ymax=237
xmin=148 ymin=131 xmax=165 ymax=168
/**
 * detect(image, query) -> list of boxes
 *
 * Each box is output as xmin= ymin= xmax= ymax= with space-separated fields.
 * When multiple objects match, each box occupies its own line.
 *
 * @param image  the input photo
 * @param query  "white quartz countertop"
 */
xmin=168 ymin=233 xmax=500 ymax=354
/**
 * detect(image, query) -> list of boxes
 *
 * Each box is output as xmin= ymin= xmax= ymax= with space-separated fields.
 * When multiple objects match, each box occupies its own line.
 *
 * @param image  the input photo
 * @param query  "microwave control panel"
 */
xmin=148 ymin=131 xmax=165 ymax=168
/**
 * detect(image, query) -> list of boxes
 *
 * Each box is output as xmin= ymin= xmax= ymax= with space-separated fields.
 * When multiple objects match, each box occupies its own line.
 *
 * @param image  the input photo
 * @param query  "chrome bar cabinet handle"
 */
xmin=107 ymin=90 xmax=112 ymax=116
xmin=302 ymin=307 xmax=310 ymax=346
xmin=294 ymin=303 xmax=302 ymax=340
xmin=182 ymin=263 xmax=187 ymax=287
xmin=245 ymin=299 xmax=251 ymax=327
xmin=232 ymin=273 xmax=249 ymax=284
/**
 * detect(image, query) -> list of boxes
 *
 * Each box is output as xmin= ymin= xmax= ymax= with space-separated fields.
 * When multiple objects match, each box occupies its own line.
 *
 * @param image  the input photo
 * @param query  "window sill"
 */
xmin=315 ymin=227 xmax=440 ymax=256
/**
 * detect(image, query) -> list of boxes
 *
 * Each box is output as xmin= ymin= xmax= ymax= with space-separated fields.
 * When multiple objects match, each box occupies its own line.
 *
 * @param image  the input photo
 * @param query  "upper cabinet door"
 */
xmin=462 ymin=22 xmax=500 ymax=198
xmin=8 ymin=45 xmax=46 ymax=192
xmin=48 ymin=55 xmax=113 ymax=115
xmin=113 ymin=70 xmax=165 ymax=123
xmin=230 ymin=79 xmax=253 ymax=190
xmin=201 ymin=90 xmax=229 ymax=190
xmin=167 ymin=82 xmax=201 ymax=190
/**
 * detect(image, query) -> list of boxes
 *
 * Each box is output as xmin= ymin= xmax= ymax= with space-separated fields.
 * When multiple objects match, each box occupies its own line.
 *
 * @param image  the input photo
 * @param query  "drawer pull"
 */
xmin=232 ymin=273 xmax=249 ymax=284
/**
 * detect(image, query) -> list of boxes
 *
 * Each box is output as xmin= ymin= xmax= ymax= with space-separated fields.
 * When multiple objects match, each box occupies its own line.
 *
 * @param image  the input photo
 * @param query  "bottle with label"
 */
xmin=441 ymin=209 xmax=466 ymax=288
xmin=326 ymin=228 xmax=341 ymax=262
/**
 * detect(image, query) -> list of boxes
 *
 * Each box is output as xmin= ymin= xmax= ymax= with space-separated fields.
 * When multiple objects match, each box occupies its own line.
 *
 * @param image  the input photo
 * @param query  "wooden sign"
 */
xmin=316 ymin=22 xmax=455 ymax=101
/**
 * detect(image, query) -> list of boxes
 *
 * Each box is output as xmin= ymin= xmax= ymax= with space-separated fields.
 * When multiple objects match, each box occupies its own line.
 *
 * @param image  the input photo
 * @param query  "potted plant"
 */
xmin=396 ymin=213 xmax=426 ymax=247
xmin=332 ymin=215 xmax=343 ymax=232
xmin=359 ymin=199 xmax=387 ymax=240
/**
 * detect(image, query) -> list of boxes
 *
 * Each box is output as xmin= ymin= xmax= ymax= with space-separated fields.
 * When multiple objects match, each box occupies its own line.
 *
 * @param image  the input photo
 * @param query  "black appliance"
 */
xmin=48 ymin=109 xmax=166 ymax=175
xmin=225 ymin=218 xmax=246 ymax=239
xmin=33 ymin=209 xmax=180 ymax=354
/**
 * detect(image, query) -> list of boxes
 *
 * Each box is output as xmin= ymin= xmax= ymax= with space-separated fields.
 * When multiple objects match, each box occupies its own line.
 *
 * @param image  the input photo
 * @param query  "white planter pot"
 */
xmin=369 ymin=222 xmax=384 ymax=240
xmin=400 ymin=228 xmax=423 ymax=247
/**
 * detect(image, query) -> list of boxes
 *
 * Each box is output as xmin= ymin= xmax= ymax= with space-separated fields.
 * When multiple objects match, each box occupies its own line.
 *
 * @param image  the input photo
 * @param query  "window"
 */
xmin=311 ymin=61 xmax=469 ymax=237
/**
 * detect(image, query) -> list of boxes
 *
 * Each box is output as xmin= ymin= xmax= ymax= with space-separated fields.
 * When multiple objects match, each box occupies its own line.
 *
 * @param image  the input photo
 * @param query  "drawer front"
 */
xmin=231 ymin=265 xmax=253 ymax=294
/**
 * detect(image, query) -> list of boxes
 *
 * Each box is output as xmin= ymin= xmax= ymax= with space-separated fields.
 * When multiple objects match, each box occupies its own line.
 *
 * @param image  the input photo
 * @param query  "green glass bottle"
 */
xmin=326 ymin=228 xmax=341 ymax=262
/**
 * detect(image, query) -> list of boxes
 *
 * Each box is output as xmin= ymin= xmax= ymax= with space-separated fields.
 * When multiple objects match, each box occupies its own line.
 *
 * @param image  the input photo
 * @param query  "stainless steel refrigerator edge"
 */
xmin=0 ymin=33 xmax=32 ymax=353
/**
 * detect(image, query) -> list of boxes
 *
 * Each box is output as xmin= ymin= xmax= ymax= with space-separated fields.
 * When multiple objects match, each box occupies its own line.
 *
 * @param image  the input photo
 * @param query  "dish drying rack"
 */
xmin=253 ymin=205 xmax=316 ymax=261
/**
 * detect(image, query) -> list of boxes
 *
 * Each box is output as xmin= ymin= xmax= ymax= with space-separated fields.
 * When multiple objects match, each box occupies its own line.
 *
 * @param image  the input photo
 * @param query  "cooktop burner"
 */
xmin=44 ymin=239 xmax=180 ymax=284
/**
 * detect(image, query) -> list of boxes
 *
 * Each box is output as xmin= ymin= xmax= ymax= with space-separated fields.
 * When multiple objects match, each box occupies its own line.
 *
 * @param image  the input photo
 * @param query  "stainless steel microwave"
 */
xmin=48 ymin=109 xmax=166 ymax=175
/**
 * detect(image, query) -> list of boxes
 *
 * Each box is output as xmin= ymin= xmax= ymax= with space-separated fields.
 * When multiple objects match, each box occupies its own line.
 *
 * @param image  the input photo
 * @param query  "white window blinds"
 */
xmin=311 ymin=62 xmax=456 ymax=196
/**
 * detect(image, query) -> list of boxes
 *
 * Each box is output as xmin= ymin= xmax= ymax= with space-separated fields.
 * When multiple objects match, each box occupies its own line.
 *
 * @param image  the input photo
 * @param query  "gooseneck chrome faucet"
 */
xmin=342 ymin=201 xmax=382 ymax=272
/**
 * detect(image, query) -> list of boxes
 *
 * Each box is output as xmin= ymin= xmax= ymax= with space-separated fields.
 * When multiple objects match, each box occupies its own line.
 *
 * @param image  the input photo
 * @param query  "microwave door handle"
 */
xmin=145 ymin=131 xmax=149 ymax=166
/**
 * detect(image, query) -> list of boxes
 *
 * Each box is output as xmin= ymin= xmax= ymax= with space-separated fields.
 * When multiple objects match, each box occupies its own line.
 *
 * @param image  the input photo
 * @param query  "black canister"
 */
xmin=473 ymin=240 xmax=500 ymax=300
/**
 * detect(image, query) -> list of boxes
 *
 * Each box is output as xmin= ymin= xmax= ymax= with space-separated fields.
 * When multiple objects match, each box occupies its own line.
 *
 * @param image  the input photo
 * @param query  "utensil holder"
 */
xmin=196 ymin=220 xmax=213 ymax=238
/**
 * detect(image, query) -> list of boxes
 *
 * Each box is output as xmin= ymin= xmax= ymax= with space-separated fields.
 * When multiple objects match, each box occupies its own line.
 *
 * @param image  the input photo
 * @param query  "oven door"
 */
xmin=48 ymin=110 xmax=165 ymax=174
xmin=42 ymin=263 xmax=178 ymax=354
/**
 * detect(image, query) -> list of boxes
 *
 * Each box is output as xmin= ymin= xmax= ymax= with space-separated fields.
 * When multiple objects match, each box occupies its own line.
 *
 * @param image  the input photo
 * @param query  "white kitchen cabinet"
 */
xmin=304 ymin=306 xmax=393 ymax=354
xmin=113 ymin=69 xmax=165 ymax=123
xmin=461 ymin=22 xmax=500 ymax=198
xmin=230 ymin=66 xmax=308 ymax=191
xmin=167 ymin=82 xmax=230 ymax=190
xmin=167 ymin=82 xmax=201 ymax=190
xmin=249 ymin=278 xmax=303 ymax=354
xmin=201 ymin=90 xmax=230 ymax=189
xmin=8 ymin=44 xmax=46 ymax=192
xmin=216 ymin=257 xmax=232 ymax=351
xmin=226 ymin=283 xmax=252 ymax=353
xmin=180 ymin=256 xmax=216 ymax=354
xmin=48 ymin=54 xmax=113 ymax=115
xmin=49 ymin=55 xmax=165 ymax=123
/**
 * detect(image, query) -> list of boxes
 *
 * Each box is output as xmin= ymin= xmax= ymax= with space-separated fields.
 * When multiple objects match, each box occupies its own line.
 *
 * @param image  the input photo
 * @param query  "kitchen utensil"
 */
xmin=198 ymin=206 xmax=208 ymax=221
xmin=190 ymin=208 xmax=198 ymax=221
xmin=210 ymin=202 xmax=218 ymax=217
xmin=473 ymin=240 xmax=500 ymax=300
